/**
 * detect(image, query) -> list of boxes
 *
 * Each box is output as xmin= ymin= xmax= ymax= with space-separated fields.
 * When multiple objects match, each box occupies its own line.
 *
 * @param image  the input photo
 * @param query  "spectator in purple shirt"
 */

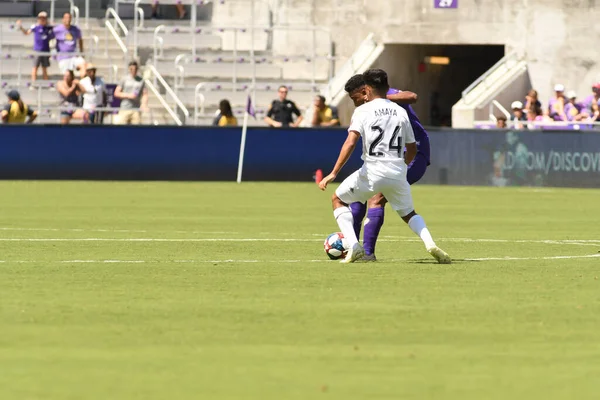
xmin=15 ymin=12 xmax=54 ymax=82
xmin=581 ymin=83 xmax=600 ymax=121
xmin=53 ymin=13 xmax=85 ymax=74
xmin=547 ymin=84 xmax=567 ymax=121
xmin=564 ymin=91 xmax=588 ymax=122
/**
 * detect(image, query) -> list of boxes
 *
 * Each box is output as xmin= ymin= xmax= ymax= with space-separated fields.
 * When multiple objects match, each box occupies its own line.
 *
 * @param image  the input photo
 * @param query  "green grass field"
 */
xmin=1 ymin=181 xmax=599 ymax=399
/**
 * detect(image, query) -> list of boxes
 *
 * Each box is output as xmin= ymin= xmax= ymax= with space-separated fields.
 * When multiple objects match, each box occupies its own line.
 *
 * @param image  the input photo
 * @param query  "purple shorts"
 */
xmin=407 ymin=152 xmax=428 ymax=185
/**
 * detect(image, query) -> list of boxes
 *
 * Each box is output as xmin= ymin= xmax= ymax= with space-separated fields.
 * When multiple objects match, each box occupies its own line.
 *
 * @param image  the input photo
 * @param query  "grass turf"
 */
xmin=1 ymin=181 xmax=599 ymax=399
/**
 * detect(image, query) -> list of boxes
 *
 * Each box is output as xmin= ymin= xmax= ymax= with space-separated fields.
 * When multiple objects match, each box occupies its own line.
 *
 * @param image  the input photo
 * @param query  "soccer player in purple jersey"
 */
xmin=344 ymin=74 xmax=438 ymax=262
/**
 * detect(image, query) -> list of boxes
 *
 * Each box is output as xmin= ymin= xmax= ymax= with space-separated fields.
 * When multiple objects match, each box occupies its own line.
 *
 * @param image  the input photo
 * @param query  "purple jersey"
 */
xmin=31 ymin=24 xmax=54 ymax=52
xmin=53 ymin=24 xmax=81 ymax=60
xmin=388 ymin=88 xmax=430 ymax=163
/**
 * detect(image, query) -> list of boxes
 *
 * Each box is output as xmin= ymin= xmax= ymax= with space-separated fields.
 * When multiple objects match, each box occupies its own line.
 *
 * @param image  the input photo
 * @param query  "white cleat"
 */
xmin=360 ymin=254 xmax=377 ymax=262
xmin=340 ymin=243 xmax=365 ymax=264
xmin=428 ymin=246 xmax=452 ymax=264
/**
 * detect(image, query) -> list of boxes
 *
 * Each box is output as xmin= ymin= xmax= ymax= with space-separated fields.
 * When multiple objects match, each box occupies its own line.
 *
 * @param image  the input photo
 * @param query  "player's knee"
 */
xmin=331 ymin=194 xmax=347 ymax=209
xmin=399 ymin=210 xmax=417 ymax=224
xmin=368 ymin=193 xmax=387 ymax=208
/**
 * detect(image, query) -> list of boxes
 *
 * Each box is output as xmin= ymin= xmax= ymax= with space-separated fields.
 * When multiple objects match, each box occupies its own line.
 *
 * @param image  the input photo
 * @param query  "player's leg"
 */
xmin=407 ymin=153 xmax=428 ymax=185
xmin=332 ymin=171 xmax=371 ymax=263
xmin=349 ymin=202 xmax=366 ymax=239
xmin=361 ymin=193 xmax=387 ymax=261
xmin=381 ymin=178 xmax=451 ymax=264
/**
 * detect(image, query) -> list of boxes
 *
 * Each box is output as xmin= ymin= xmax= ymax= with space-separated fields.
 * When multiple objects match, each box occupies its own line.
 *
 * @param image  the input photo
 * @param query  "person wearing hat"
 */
xmin=564 ymin=91 xmax=588 ymax=122
xmin=79 ymin=63 xmax=107 ymax=124
xmin=1 ymin=90 xmax=37 ymax=124
xmin=548 ymin=84 xmax=567 ymax=121
xmin=16 ymin=12 xmax=55 ymax=82
xmin=510 ymin=100 xmax=526 ymax=129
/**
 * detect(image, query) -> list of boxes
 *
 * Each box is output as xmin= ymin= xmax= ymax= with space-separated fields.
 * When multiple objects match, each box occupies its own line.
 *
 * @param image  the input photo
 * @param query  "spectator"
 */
xmin=54 ymin=12 xmax=84 ymax=73
xmin=582 ymin=83 xmax=600 ymax=121
xmin=547 ymin=84 xmax=566 ymax=121
xmin=79 ymin=64 xmax=107 ymax=124
xmin=264 ymin=85 xmax=303 ymax=128
xmin=564 ymin=91 xmax=588 ymax=122
xmin=510 ymin=101 xmax=526 ymax=129
xmin=311 ymin=95 xmax=340 ymax=127
xmin=152 ymin=1 xmax=186 ymax=19
xmin=496 ymin=115 xmax=507 ymax=128
xmin=16 ymin=12 xmax=54 ymax=82
xmin=212 ymin=99 xmax=237 ymax=126
xmin=114 ymin=61 xmax=149 ymax=125
xmin=524 ymin=89 xmax=541 ymax=122
xmin=56 ymin=69 xmax=88 ymax=124
xmin=1 ymin=90 xmax=37 ymax=124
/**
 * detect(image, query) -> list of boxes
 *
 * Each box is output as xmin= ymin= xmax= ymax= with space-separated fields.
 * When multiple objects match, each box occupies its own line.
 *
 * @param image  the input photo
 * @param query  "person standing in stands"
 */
xmin=80 ymin=64 xmax=107 ymax=124
xmin=16 ymin=12 xmax=54 ymax=82
xmin=264 ymin=85 xmax=303 ymax=128
xmin=212 ymin=99 xmax=238 ymax=126
xmin=1 ymin=90 xmax=37 ymax=124
xmin=311 ymin=95 xmax=340 ymax=127
xmin=114 ymin=61 xmax=149 ymax=125
xmin=54 ymin=12 xmax=84 ymax=73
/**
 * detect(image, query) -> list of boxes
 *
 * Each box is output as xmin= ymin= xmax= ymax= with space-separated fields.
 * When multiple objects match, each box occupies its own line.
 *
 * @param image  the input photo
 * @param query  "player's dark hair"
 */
xmin=317 ymin=95 xmax=326 ymax=104
xmin=363 ymin=69 xmax=390 ymax=96
xmin=344 ymin=74 xmax=365 ymax=94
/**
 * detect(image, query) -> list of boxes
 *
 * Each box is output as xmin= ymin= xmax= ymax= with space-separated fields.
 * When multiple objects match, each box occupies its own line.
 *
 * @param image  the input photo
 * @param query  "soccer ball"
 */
xmin=324 ymin=232 xmax=348 ymax=260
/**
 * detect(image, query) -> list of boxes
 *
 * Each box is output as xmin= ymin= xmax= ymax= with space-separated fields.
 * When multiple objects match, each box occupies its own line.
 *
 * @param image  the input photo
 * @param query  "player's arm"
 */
xmin=388 ymin=91 xmax=418 ymax=105
xmin=403 ymin=116 xmax=417 ymax=165
xmin=319 ymin=131 xmax=360 ymax=190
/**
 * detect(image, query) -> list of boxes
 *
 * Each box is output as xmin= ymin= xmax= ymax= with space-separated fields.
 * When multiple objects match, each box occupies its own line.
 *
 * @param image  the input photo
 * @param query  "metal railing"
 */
xmin=0 ymin=50 xmax=92 ymax=86
xmin=144 ymin=63 xmax=190 ymax=126
xmin=105 ymin=8 xmax=129 ymax=56
xmin=489 ymin=100 xmax=510 ymax=121
xmin=323 ymin=32 xmax=383 ymax=104
xmin=462 ymin=51 xmax=519 ymax=104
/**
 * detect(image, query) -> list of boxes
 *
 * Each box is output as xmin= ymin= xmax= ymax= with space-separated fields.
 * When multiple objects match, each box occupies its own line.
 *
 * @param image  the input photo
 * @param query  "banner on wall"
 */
xmin=422 ymin=129 xmax=600 ymax=188
xmin=434 ymin=0 xmax=458 ymax=9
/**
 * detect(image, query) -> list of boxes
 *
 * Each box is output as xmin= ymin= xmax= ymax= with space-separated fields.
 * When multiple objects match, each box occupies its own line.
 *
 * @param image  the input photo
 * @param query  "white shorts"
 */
xmin=335 ymin=170 xmax=414 ymax=217
xmin=58 ymin=56 xmax=85 ymax=74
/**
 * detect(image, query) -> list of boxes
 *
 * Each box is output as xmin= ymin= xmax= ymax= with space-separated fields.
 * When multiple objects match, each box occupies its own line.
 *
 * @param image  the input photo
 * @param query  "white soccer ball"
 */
xmin=323 ymin=232 xmax=349 ymax=260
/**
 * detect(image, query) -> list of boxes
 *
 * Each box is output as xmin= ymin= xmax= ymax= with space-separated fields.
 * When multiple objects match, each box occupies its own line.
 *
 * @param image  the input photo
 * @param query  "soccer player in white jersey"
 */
xmin=319 ymin=69 xmax=451 ymax=264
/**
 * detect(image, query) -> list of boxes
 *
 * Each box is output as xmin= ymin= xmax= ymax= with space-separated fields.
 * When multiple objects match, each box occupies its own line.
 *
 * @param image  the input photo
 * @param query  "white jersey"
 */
xmin=348 ymin=98 xmax=416 ymax=180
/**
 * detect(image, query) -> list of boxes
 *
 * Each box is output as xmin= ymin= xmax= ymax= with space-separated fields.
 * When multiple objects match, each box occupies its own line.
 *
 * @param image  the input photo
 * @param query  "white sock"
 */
xmin=407 ymin=215 xmax=436 ymax=250
xmin=333 ymin=207 xmax=359 ymax=247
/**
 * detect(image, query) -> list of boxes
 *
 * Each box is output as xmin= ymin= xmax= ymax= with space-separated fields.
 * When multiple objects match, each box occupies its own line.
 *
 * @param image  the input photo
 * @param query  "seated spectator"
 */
xmin=311 ymin=95 xmax=340 ymax=127
xmin=547 ymin=84 xmax=567 ymax=121
xmin=524 ymin=89 xmax=542 ymax=122
xmin=564 ymin=91 xmax=588 ymax=122
xmin=582 ymin=83 xmax=600 ymax=121
xmin=114 ymin=61 xmax=149 ymax=125
xmin=510 ymin=101 xmax=526 ymax=129
xmin=80 ymin=64 xmax=107 ymax=124
xmin=16 ymin=12 xmax=54 ymax=82
xmin=496 ymin=115 xmax=507 ymax=128
xmin=213 ymin=99 xmax=238 ymax=126
xmin=264 ymin=85 xmax=303 ymax=128
xmin=54 ymin=12 xmax=84 ymax=73
xmin=152 ymin=1 xmax=186 ymax=19
xmin=56 ymin=69 xmax=88 ymax=124
xmin=1 ymin=90 xmax=37 ymax=124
